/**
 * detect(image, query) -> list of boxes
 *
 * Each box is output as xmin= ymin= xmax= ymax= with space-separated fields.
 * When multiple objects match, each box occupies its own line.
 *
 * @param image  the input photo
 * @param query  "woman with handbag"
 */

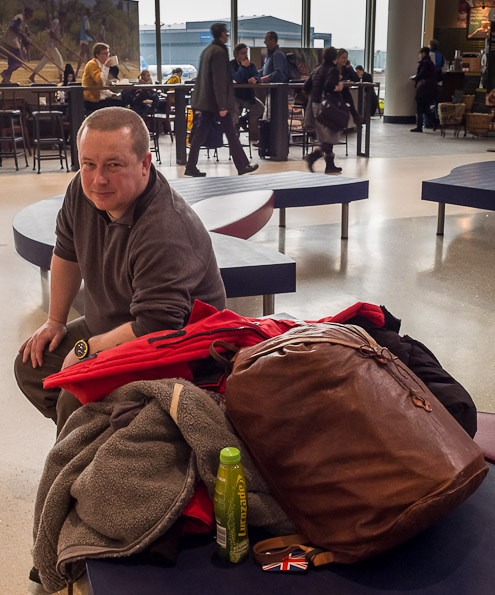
xmin=304 ymin=46 xmax=345 ymax=174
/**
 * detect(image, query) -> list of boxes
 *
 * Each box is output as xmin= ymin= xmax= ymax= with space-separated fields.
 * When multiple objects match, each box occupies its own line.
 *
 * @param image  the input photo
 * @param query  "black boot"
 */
xmin=304 ymin=149 xmax=323 ymax=172
xmin=324 ymin=153 xmax=342 ymax=174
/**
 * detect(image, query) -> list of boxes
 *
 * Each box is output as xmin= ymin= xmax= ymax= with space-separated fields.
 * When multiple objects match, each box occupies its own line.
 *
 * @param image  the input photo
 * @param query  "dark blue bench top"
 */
xmin=86 ymin=461 xmax=495 ymax=595
xmin=422 ymin=161 xmax=495 ymax=210
xmin=12 ymin=195 xmax=295 ymax=300
xmin=170 ymin=171 xmax=369 ymax=209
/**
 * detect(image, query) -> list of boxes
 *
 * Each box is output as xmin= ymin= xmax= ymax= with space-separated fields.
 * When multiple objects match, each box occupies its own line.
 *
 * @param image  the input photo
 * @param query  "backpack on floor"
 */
xmin=221 ymin=323 xmax=488 ymax=567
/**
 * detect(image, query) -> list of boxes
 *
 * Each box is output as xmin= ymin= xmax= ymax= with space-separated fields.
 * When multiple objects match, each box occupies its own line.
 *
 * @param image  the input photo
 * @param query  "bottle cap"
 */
xmin=220 ymin=447 xmax=241 ymax=464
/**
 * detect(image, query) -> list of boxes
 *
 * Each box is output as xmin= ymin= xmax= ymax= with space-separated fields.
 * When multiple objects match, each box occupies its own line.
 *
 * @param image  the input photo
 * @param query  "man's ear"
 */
xmin=142 ymin=152 xmax=152 ymax=174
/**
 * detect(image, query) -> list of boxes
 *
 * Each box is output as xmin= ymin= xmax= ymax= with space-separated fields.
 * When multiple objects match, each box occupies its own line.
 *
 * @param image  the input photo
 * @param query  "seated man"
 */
xmin=355 ymin=65 xmax=379 ymax=116
xmin=230 ymin=43 xmax=265 ymax=143
xmin=81 ymin=42 xmax=122 ymax=114
xmin=15 ymin=107 xmax=226 ymax=434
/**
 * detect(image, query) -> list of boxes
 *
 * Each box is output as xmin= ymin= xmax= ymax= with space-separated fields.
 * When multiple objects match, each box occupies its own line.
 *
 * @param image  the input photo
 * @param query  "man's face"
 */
xmin=356 ymin=68 xmax=364 ymax=77
xmin=79 ymin=127 xmax=152 ymax=219
xmin=236 ymin=47 xmax=248 ymax=63
xmin=219 ymin=29 xmax=228 ymax=44
xmin=96 ymin=48 xmax=109 ymax=63
xmin=264 ymin=34 xmax=275 ymax=50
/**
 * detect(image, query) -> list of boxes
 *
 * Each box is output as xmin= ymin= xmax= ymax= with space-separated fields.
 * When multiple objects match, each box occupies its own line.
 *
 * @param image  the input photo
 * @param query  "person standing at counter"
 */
xmin=184 ymin=23 xmax=258 ymax=177
xmin=410 ymin=47 xmax=437 ymax=133
xmin=335 ymin=48 xmax=364 ymax=127
xmin=230 ymin=43 xmax=264 ymax=143
xmin=260 ymin=31 xmax=289 ymax=83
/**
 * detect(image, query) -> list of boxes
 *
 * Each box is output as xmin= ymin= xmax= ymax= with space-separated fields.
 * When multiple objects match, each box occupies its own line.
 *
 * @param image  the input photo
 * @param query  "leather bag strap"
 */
xmin=253 ymin=534 xmax=336 ymax=567
xmin=208 ymin=340 xmax=239 ymax=371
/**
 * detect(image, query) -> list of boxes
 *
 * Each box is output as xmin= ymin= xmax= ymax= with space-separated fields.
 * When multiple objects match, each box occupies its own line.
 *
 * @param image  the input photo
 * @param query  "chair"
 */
xmin=0 ymin=85 xmax=29 ymax=170
xmin=30 ymin=84 xmax=69 ymax=173
xmin=144 ymin=108 xmax=161 ymax=164
xmin=288 ymin=102 xmax=318 ymax=158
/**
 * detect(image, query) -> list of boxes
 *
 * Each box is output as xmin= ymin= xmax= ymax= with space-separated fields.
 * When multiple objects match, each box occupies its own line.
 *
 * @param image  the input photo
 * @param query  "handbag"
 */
xmin=223 ymin=323 xmax=488 ymax=566
xmin=316 ymin=91 xmax=350 ymax=131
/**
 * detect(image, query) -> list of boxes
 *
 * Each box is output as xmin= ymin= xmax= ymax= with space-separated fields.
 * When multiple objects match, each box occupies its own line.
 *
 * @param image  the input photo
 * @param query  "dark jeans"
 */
xmin=186 ymin=110 xmax=249 ymax=172
xmin=14 ymin=317 xmax=91 ymax=435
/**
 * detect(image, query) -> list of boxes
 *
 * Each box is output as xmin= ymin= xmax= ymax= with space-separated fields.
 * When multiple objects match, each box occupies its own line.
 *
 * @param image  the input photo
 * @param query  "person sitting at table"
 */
xmin=81 ymin=42 xmax=122 ymax=114
xmin=355 ymin=65 xmax=379 ymax=116
xmin=230 ymin=43 xmax=265 ymax=143
xmin=138 ymin=69 xmax=153 ymax=84
xmin=335 ymin=48 xmax=364 ymax=127
xmin=166 ymin=68 xmax=183 ymax=84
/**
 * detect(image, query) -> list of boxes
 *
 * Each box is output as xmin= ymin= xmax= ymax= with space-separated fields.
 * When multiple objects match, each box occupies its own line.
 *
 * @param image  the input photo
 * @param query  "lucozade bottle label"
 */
xmin=214 ymin=447 xmax=249 ymax=563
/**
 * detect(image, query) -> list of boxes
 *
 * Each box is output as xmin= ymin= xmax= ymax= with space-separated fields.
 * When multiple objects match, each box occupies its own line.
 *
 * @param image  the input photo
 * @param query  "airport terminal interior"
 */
xmin=2 ymin=1 xmax=495 ymax=593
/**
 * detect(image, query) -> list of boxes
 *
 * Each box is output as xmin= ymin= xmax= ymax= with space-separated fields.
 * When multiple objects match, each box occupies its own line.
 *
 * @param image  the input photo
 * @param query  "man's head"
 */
xmin=429 ymin=39 xmax=440 ymax=51
xmin=264 ymin=31 xmax=278 ymax=51
xmin=234 ymin=43 xmax=248 ymax=63
xmin=93 ymin=42 xmax=110 ymax=60
xmin=355 ymin=65 xmax=364 ymax=77
xmin=77 ymin=107 xmax=152 ymax=218
xmin=420 ymin=47 xmax=430 ymax=58
xmin=211 ymin=22 xmax=228 ymax=44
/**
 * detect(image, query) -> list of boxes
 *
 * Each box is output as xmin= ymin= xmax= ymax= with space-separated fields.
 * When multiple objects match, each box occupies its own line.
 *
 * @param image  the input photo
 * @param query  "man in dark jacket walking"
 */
xmin=185 ymin=23 xmax=258 ymax=177
xmin=410 ymin=47 xmax=438 ymax=132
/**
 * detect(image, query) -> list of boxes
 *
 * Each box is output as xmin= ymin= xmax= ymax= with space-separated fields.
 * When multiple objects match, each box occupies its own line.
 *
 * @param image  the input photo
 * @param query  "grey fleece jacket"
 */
xmin=33 ymin=379 xmax=293 ymax=592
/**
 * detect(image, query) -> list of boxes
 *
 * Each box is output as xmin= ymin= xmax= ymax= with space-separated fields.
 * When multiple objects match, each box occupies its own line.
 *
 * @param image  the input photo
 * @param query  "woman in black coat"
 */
xmin=410 ymin=47 xmax=438 ymax=132
xmin=304 ymin=46 xmax=344 ymax=174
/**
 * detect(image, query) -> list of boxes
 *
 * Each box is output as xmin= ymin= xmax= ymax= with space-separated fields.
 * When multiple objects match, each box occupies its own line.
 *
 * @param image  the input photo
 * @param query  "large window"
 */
xmin=139 ymin=1 xmax=231 ymax=74
xmin=311 ymin=0 xmax=366 ymax=60
xmin=237 ymin=0 xmax=303 ymax=48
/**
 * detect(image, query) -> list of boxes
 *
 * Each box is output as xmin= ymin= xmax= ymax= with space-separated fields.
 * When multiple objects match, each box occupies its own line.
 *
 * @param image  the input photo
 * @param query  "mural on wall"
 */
xmin=468 ymin=2 xmax=495 ymax=39
xmin=0 ymin=0 xmax=139 ymax=85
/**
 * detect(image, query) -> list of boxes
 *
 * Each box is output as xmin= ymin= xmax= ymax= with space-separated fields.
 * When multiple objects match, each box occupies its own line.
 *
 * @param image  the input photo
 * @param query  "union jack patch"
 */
xmin=262 ymin=549 xmax=309 ymax=572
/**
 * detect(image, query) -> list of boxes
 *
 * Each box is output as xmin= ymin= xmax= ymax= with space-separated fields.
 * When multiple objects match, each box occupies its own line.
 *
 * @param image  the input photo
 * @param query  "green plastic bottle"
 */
xmin=214 ymin=447 xmax=249 ymax=563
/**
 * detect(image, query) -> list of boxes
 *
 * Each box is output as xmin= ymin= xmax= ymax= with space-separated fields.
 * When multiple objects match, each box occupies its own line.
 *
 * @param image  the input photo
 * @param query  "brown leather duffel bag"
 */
xmin=222 ymin=323 xmax=488 ymax=566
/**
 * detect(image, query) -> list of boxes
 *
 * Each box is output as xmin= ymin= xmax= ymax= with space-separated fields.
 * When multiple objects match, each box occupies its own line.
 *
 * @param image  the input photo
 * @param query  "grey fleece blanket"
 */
xmin=33 ymin=379 xmax=294 ymax=593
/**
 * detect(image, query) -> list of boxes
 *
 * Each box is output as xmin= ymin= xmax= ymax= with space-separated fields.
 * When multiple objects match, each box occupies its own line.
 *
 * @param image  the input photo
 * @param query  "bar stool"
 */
xmin=0 ymin=107 xmax=29 ymax=170
xmin=30 ymin=84 xmax=69 ymax=174
xmin=144 ymin=107 xmax=161 ymax=164
xmin=31 ymin=110 xmax=69 ymax=173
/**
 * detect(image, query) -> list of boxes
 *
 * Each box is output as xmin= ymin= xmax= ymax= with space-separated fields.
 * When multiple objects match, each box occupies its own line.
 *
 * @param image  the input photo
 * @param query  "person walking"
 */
xmin=29 ymin=10 xmax=67 ymax=83
xmin=410 ymin=47 xmax=438 ymax=132
xmin=184 ymin=22 xmax=258 ymax=177
xmin=1 ymin=6 xmax=33 ymax=84
xmin=304 ymin=46 xmax=344 ymax=174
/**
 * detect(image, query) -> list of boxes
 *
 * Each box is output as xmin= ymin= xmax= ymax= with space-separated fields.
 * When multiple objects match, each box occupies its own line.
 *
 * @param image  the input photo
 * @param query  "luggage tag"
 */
xmin=261 ymin=549 xmax=308 ymax=573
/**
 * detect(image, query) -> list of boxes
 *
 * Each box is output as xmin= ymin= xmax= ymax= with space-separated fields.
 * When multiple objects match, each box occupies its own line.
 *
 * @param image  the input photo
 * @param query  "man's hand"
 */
xmin=248 ymin=77 xmax=257 ymax=84
xmin=260 ymin=75 xmax=270 ymax=83
xmin=219 ymin=109 xmax=228 ymax=117
xmin=19 ymin=319 xmax=67 ymax=368
xmin=335 ymin=81 xmax=344 ymax=92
